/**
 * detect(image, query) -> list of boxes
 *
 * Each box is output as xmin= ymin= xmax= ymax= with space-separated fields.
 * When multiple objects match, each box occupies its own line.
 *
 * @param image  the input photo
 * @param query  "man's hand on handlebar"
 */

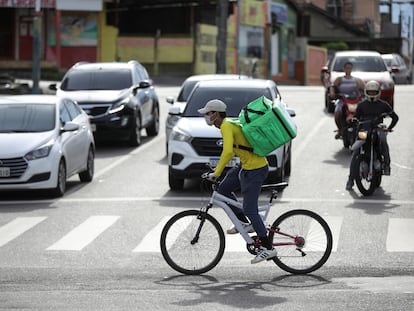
xmin=201 ymin=172 xmax=218 ymax=182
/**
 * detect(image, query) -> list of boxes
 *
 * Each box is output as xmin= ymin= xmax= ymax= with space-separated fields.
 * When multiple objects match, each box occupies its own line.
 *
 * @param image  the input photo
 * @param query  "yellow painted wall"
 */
xmin=117 ymin=37 xmax=193 ymax=63
xmin=194 ymin=24 xmax=217 ymax=74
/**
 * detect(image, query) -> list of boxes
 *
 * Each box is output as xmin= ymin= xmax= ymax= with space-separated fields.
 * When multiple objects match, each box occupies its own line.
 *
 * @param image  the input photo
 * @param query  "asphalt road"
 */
xmin=0 ymin=84 xmax=413 ymax=310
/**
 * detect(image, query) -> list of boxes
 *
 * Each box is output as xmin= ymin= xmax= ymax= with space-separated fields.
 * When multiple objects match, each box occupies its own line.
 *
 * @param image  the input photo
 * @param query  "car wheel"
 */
xmin=146 ymin=105 xmax=159 ymax=137
xmin=79 ymin=147 xmax=94 ymax=182
xmin=51 ymin=160 xmax=66 ymax=197
xmin=128 ymin=113 xmax=142 ymax=147
xmin=169 ymin=168 xmax=184 ymax=190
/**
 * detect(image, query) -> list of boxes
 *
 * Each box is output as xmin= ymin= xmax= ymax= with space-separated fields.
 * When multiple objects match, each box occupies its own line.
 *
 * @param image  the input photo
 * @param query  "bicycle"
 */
xmin=160 ymin=178 xmax=332 ymax=275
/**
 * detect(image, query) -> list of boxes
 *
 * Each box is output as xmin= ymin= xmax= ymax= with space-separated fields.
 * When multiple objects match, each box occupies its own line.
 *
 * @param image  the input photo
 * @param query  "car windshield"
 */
xmin=183 ymin=87 xmax=273 ymax=117
xmin=177 ymin=81 xmax=198 ymax=102
xmin=0 ymin=104 xmax=55 ymax=132
xmin=333 ymin=56 xmax=387 ymax=72
xmin=61 ymin=69 xmax=132 ymax=91
xmin=382 ymin=58 xmax=392 ymax=67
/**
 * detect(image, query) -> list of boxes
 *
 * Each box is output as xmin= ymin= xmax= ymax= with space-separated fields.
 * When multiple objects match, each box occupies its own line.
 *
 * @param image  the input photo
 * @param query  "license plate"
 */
xmin=209 ymin=157 xmax=239 ymax=168
xmin=0 ymin=167 xmax=10 ymax=177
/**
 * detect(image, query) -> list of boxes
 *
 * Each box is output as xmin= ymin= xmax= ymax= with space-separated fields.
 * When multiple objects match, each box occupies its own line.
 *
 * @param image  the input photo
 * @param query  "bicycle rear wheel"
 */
xmin=160 ymin=210 xmax=225 ymax=275
xmin=268 ymin=209 xmax=332 ymax=274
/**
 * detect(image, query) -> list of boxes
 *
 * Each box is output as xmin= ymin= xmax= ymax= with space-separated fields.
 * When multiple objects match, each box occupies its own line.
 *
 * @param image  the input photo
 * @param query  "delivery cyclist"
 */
xmin=198 ymin=99 xmax=278 ymax=264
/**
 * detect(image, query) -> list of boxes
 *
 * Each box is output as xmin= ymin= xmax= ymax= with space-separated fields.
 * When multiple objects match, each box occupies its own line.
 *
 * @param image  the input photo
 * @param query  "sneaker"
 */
xmin=251 ymin=247 xmax=278 ymax=264
xmin=384 ymin=166 xmax=391 ymax=176
xmin=226 ymin=222 xmax=254 ymax=235
xmin=346 ymin=179 xmax=354 ymax=191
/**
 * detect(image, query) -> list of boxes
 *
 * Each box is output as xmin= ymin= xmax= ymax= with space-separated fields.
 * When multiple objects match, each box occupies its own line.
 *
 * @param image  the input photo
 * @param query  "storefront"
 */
xmin=0 ymin=0 xmax=102 ymax=72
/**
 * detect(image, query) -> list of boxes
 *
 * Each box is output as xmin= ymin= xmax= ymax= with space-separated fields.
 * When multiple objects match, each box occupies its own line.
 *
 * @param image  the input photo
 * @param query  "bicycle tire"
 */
xmin=268 ymin=209 xmax=332 ymax=274
xmin=160 ymin=210 xmax=225 ymax=275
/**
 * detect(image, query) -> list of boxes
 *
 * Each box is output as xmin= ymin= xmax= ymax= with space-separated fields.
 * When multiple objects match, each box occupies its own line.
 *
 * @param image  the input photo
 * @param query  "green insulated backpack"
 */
xmin=231 ymin=96 xmax=296 ymax=157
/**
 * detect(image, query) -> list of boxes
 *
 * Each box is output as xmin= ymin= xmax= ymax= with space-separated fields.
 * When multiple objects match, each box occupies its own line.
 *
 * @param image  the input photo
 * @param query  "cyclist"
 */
xmin=198 ymin=99 xmax=278 ymax=264
xmin=346 ymin=80 xmax=399 ymax=191
xmin=330 ymin=61 xmax=365 ymax=139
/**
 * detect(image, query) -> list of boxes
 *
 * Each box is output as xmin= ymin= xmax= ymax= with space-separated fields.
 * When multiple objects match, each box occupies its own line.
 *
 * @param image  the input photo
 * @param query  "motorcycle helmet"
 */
xmin=364 ymin=80 xmax=381 ymax=102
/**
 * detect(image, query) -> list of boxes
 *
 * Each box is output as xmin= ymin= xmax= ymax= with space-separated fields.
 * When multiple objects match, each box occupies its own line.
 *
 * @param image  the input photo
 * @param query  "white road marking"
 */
xmin=386 ymin=218 xmax=414 ymax=252
xmin=133 ymin=216 xmax=170 ymax=252
xmin=0 ymin=217 xmax=47 ymax=247
xmin=47 ymin=215 xmax=120 ymax=251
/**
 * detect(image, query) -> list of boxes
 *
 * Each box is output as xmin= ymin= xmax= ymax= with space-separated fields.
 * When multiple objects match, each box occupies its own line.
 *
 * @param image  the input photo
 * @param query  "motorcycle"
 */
xmin=351 ymin=113 xmax=390 ymax=196
xmin=334 ymin=93 xmax=361 ymax=149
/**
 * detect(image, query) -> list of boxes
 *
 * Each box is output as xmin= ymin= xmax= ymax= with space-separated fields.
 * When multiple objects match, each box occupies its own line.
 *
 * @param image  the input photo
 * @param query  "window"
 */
xmin=326 ymin=0 xmax=343 ymax=18
xmin=64 ymin=100 xmax=81 ymax=119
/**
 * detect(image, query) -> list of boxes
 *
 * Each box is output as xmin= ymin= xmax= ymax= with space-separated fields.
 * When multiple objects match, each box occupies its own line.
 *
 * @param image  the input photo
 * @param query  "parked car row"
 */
xmin=0 ymin=60 xmax=159 ymax=197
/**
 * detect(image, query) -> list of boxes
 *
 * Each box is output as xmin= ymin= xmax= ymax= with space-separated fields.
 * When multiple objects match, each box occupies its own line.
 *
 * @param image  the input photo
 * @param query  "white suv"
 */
xmin=167 ymin=79 xmax=296 ymax=190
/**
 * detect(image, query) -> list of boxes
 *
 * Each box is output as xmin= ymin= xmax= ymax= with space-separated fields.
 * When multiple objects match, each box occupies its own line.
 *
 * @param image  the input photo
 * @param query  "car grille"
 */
xmin=78 ymin=103 xmax=111 ymax=117
xmin=191 ymin=138 xmax=223 ymax=156
xmin=0 ymin=157 xmax=28 ymax=178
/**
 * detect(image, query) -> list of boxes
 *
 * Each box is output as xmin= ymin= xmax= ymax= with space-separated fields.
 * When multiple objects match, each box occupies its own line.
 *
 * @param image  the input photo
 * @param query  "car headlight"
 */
xmin=25 ymin=142 xmax=53 ymax=160
xmin=170 ymin=129 xmax=192 ymax=143
xmin=381 ymin=81 xmax=394 ymax=90
xmin=108 ymin=97 xmax=129 ymax=114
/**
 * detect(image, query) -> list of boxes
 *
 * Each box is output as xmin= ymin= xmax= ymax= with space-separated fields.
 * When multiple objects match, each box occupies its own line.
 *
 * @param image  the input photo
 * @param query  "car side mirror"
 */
xmin=391 ymin=66 xmax=399 ymax=73
xmin=62 ymin=121 xmax=79 ymax=132
xmin=166 ymin=96 xmax=175 ymax=104
xmin=286 ymin=108 xmax=296 ymax=117
xmin=168 ymin=106 xmax=181 ymax=115
xmin=49 ymin=83 xmax=57 ymax=91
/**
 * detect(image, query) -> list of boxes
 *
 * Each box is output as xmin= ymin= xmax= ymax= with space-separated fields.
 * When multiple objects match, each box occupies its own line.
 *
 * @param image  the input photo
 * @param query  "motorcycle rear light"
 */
xmin=358 ymin=131 xmax=367 ymax=140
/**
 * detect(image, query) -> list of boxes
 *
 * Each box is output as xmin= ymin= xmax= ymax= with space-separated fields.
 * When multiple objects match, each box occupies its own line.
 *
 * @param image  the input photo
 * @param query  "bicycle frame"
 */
xmin=204 ymin=187 xmax=297 ymax=247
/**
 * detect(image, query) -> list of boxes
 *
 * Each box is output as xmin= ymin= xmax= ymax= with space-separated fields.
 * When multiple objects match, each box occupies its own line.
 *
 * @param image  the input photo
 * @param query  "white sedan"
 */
xmin=0 ymin=95 xmax=95 ymax=197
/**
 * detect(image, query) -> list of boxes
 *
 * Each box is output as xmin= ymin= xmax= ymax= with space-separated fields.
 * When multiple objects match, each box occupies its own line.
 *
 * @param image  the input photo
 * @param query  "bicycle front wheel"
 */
xmin=268 ymin=209 xmax=332 ymax=274
xmin=160 ymin=210 xmax=225 ymax=275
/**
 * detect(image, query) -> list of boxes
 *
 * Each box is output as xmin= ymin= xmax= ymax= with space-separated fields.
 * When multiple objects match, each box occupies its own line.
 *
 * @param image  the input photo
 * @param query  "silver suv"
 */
xmin=50 ymin=61 xmax=159 ymax=146
xmin=167 ymin=79 xmax=296 ymax=190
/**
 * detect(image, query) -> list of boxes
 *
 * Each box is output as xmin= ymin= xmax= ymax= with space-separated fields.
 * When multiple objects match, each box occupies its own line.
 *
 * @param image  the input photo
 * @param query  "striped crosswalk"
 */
xmin=0 ymin=215 xmax=413 ymax=254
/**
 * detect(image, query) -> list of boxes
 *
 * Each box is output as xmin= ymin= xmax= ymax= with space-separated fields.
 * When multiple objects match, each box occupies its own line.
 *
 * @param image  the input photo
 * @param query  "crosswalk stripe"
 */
xmin=132 ymin=216 xmax=170 ymax=252
xmin=386 ymin=218 xmax=414 ymax=252
xmin=46 ymin=216 xmax=120 ymax=251
xmin=323 ymin=216 xmax=342 ymax=252
xmin=0 ymin=217 xmax=47 ymax=247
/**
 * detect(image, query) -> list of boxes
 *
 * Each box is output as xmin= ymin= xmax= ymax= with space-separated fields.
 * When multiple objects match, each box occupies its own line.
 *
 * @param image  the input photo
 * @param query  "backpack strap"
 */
xmin=242 ymin=96 xmax=269 ymax=124
xmin=233 ymin=144 xmax=254 ymax=152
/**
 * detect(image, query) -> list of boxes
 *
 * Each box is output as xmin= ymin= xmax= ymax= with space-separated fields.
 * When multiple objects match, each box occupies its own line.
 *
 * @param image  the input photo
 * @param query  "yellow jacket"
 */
xmin=215 ymin=119 xmax=268 ymax=176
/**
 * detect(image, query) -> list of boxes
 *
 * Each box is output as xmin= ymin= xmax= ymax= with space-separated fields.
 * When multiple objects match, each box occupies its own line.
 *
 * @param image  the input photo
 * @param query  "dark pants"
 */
xmin=218 ymin=165 xmax=269 ymax=237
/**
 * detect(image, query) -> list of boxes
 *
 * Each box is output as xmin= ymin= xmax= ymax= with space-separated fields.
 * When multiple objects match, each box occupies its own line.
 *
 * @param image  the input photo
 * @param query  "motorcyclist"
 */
xmin=346 ymin=80 xmax=399 ymax=191
xmin=329 ymin=61 xmax=365 ymax=139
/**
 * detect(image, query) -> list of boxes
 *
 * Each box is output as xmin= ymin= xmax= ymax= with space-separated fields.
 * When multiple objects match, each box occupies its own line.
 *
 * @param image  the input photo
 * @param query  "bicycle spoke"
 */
xmin=160 ymin=210 xmax=225 ymax=275
xmin=269 ymin=210 xmax=332 ymax=274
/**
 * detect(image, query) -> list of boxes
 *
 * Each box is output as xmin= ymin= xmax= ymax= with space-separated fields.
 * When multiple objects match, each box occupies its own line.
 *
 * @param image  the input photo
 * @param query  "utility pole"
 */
xmin=32 ymin=0 xmax=42 ymax=94
xmin=216 ymin=0 xmax=228 ymax=73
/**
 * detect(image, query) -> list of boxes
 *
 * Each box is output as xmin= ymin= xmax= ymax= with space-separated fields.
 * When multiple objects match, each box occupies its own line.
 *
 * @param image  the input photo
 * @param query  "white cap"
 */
xmin=197 ymin=99 xmax=227 ymax=114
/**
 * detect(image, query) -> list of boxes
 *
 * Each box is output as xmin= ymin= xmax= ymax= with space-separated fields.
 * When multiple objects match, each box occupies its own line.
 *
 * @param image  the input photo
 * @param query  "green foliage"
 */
xmin=321 ymin=42 xmax=349 ymax=51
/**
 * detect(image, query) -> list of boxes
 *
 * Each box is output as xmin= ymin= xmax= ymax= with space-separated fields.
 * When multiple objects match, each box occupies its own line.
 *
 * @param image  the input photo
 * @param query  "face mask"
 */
xmin=204 ymin=114 xmax=215 ymax=126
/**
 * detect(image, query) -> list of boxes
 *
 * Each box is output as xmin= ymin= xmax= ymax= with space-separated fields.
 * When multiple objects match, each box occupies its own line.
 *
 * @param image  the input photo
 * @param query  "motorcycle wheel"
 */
xmin=354 ymin=155 xmax=377 ymax=196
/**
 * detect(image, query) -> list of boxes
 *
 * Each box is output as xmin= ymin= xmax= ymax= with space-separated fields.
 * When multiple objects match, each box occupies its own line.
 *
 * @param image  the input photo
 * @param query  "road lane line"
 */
xmin=132 ymin=216 xmax=170 ymax=252
xmin=386 ymin=218 xmax=414 ymax=252
xmin=2 ymin=197 xmax=414 ymax=206
xmin=46 ymin=215 xmax=120 ymax=251
xmin=0 ymin=217 xmax=46 ymax=247
xmin=94 ymin=135 xmax=162 ymax=179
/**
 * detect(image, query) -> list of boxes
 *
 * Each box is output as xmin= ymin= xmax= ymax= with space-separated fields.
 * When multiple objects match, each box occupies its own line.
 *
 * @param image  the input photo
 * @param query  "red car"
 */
xmin=321 ymin=50 xmax=395 ymax=112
